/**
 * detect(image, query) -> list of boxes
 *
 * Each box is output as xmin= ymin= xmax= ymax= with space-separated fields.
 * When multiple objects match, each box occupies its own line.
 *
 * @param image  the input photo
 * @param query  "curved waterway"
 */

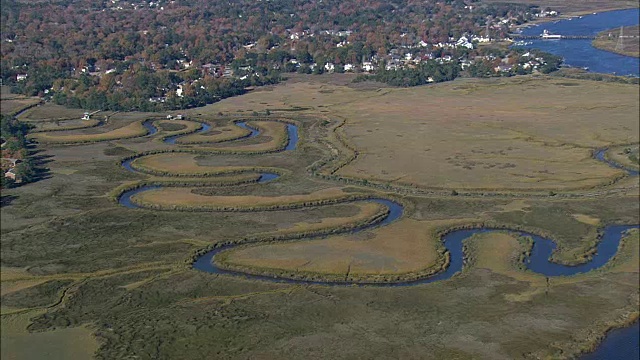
xmin=193 ymin=217 xmax=638 ymax=286
xmin=142 ymin=120 xmax=159 ymax=136
xmin=594 ymin=149 xmax=639 ymax=176
xmin=120 ymin=120 xmax=300 ymax=207
xmin=163 ymin=123 xmax=211 ymax=144
xmin=515 ymin=8 xmax=639 ymax=76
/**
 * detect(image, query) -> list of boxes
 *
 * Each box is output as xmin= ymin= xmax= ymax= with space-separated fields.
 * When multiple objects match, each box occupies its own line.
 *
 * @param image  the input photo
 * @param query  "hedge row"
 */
xmin=129 ymin=193 xmax=374 ymax=212
xmin=31 ymin=119 xmax=103 ymax=133
xmin=128 ymin=159 xmax=287 ymax=178
xmin=109 ymin=176 xmax=262 ymax=203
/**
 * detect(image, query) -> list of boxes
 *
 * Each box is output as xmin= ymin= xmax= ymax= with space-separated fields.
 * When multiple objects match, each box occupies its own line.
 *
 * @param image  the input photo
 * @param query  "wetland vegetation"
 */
xmin=1 ymin=74 xmax=638 ymax=359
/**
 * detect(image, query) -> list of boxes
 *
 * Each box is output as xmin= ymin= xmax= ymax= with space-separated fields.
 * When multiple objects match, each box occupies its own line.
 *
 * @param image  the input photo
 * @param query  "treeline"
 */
xmin=355 ymin=61 xmax=460 ymax=86
xmin=48 ymin=71 xmax=281 ymax=112
xmin=0 ymin=115 xmax=37 ymax=188
xmin=353 ymin=49 xmax=563 ymax=87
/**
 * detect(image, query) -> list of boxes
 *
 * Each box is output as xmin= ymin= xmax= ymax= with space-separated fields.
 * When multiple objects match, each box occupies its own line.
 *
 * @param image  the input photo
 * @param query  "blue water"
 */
xmin=191 ymin=198 xmax=407 ymax=286
xmin=284 ymin=124 xmax=299 ymax=150
xmin=118 ymin=185 xmax=161 ymax=209
xmin=236 ymin=121 xmax=260 ymax=138
xmin=163 ymin=123 xmax=212 ymax=144
xmin=582 ymin=321 xmax=640 ymax=360
xmin=594 ymin=149 xmax=639 ymax=176
xmin=142 ymin=120 xmax=159 ymax=136
xmin=257 ymin=173 xmax=280 ymax=183
xmin=516 ymin=8 xmax=639 ymax=76
xmin=190 ymin=200 xmax=638 ymax=286
xmin=526 ymin=224 xmax=638 ymax=276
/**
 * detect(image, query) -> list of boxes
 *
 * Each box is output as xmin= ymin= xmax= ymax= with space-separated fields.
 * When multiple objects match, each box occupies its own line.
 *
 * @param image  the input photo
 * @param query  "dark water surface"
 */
xmin=582 ymin=321 xmax=639 ymax=360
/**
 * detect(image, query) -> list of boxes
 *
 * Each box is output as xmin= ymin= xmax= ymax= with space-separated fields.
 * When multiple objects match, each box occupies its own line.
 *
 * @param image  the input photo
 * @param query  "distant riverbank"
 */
xmin=592 ymin=25 xmax=640 ymax=57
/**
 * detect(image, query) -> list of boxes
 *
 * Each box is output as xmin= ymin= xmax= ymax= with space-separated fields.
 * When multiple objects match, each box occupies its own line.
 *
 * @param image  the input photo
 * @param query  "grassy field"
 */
xmin=200 ymin=121 xmax=289 ymax=152
xmin=16 ymin=103 xmax=87 ymax=121
xmin=130 ymin=187 xmax=357 ymax=209
xmin=0 ymin=88 xmax=41 ymax=116
xmin=593 ymin=25 xmax=640 ymax=58
xmin=155 ymin=120 xmax=202 ymax=135
xmin=332 ymin=78 xmax=636 ymax=191
xmin=32 ymin=120 xmax=149 ymax=144
xmin=1 ymin=76 xmax=639 ymax=359
xmin=176 ymin=122 xmax=250 ymax=144
xmin=1 ymin=311 xmax=98 ymax=360
xmin=194 ymin=76 xmax=638 ymax=192
xmin=221 ymin=218 xmax=463 ymax=278
xmin=129 ymin=152 xmax=281 ymax=177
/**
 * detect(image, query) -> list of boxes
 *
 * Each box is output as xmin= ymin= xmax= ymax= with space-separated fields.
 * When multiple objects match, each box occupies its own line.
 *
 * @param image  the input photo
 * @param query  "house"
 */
xmin=82 ymin=112 xmax=91 ymax=120
xmin=16 ymin=74 xmax=27 ymax=82
xmin=494 ymin=65 xmax=513 ymax=73
xmin=4 ymin=168 xmax=18 ymax=182
xmin=324 ymin=63 xmax=335 ymax=72
xmin=343 ymin=64 xmax=354 ymax=72
xmin=175 ymin=114 xmax=184 ymax=120
xmin=362 ymin=61 xmax=375 ymax=72
xmin=456 ymin=36 xmax=474 ymax=49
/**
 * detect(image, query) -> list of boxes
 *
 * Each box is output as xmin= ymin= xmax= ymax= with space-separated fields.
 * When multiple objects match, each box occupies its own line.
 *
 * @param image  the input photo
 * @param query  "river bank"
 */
xmin=592 ymin=25 xmax=640 ymax=57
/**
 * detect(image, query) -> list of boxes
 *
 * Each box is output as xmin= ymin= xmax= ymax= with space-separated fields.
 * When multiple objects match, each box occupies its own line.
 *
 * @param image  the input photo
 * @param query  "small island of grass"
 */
xmin=592 ymin=25 xmax=640 ymax=58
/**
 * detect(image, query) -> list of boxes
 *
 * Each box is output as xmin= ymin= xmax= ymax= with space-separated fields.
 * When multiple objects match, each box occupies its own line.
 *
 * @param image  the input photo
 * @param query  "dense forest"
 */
xmin=0 ymin=114 xmax=37 ymax=188
xmin=1 ymin=0 xmax=543 ymax=110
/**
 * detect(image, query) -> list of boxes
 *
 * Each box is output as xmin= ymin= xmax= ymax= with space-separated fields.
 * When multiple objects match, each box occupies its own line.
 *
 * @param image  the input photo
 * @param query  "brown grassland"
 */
xmin=196 ymin=76 xmax=638 ymax=193
xmin=1 ymin=74 xmax=638 ymax=360
xmin=130 ymin=187 xmax=351 ymax=209
xmin=175 ymin=122 xmax=251 ymax=144
xmin=221 ymin=218 xmax=460 ymax=276
xmin=130 ymin=152 xmax=281 ymax=177
xmin=0 ymin=87 xmax=41 ymax=116
xmin=16 ymin=103 xmax=87 ymax=121
xmin=31 ymin=119 xmax=149 ymax=144
xmin=155 ymin=119 xmax=202 ymax=136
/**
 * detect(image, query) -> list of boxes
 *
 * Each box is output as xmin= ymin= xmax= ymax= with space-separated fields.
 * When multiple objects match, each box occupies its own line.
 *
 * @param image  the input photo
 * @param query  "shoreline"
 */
xmin=515 ymin=6 xmax=640 ymax=31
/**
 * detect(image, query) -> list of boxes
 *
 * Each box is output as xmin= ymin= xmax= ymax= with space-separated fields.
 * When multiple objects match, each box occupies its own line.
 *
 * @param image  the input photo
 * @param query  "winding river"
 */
xmin=120 ymin=120 xmax=298 ymax=207
xmin=119 ymin=120 xmax=639 ymax=286
xmin=120 ymin=117 xmax=639 ymax=357
xmin=594 ymin=148 xmax=639 ymax=176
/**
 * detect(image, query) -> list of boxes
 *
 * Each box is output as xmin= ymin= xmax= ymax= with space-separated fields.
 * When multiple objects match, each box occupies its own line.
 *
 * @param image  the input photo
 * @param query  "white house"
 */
xmin=324 ymin=63 xmax=335 ymax=72
xmin=362 ymin=61 xmax=375 ymax=72
xmin=456 ymin=36 xmax=474 ymax=49
xmin=344 ymin=64 xmax=354 ymax=72
xmin=16 ymin=74 xmax=27 ymax=82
